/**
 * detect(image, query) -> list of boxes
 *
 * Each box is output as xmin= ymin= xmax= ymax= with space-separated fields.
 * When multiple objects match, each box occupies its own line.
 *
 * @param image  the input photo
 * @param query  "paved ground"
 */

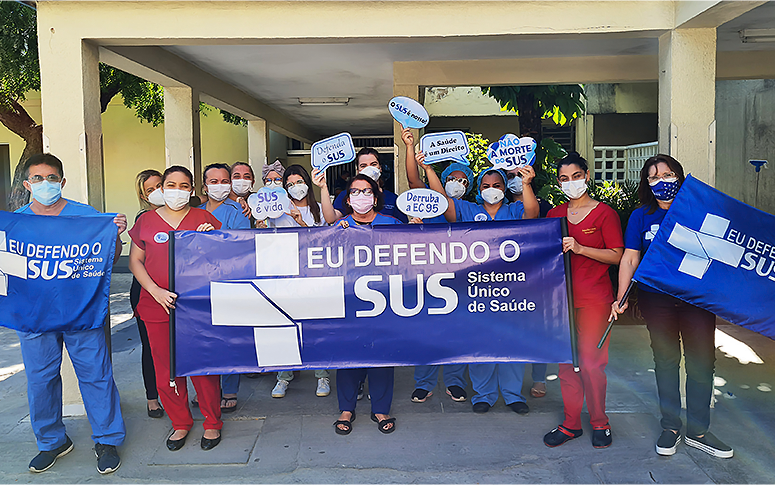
xmin=1 ymin=274 xmax=774 ymax=483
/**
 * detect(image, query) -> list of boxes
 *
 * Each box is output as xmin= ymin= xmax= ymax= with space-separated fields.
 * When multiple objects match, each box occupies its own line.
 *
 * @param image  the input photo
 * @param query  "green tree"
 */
xmin=1 ymin=2 xmax=244 ymax=210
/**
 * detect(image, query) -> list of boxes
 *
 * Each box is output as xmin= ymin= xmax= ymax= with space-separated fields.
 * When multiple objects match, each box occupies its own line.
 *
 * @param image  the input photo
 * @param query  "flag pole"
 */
xmin=560 ymin=218 xmax=580 ymax=371
xmin=168 ymin=230 xmax=177 ymax=392
xmin=599 ymin=280 xmax=635 ymax=349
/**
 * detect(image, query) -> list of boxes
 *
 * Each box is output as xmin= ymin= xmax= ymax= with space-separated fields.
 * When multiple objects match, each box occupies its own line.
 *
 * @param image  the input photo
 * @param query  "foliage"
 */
xmin=534 ymin=137 xmax=568 ymax=205
xmin=481 ymin=85 xmax=585 ymax=127
xmin=588 ymin=179 xmax=641 ymax=232
xmin=0 ymin=1 xmax=38 ymax=107
xmin=99 ymin=65 xmax=165 ymax=125
xmin=465 ymin=132 xmax=490 ymax=177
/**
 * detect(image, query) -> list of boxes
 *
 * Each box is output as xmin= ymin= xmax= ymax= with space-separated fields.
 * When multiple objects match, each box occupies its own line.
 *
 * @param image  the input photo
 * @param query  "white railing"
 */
xmin=593 ymin=141 xmax=658 ymax=183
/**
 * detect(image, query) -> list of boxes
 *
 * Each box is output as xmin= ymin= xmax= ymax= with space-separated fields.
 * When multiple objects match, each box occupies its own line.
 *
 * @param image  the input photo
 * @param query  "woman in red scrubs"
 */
xmin=543 ymin=153 xmax=624 ymax=449
xmin=128 ymin=166 xmax=224 ymax=452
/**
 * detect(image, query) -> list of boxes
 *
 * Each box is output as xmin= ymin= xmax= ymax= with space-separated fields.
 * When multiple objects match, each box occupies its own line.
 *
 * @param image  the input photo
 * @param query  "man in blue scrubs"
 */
xmin=14 ymin=154 xmax=126 ymax=475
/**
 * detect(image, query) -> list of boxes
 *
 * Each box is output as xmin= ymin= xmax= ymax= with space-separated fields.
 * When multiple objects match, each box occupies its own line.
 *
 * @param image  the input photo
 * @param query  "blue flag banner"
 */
xmin=634 ymin=175 xmax=775 ymax=340
xmin=173 ymin=219 xmax=573 ymax=376
xmin=0 ymin=212 xmax=117 ymax=333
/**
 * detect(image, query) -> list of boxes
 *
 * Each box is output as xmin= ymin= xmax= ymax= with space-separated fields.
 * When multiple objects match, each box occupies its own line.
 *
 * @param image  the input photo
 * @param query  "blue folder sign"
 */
xmin=172 ymin=219 xmax=574 ymax=376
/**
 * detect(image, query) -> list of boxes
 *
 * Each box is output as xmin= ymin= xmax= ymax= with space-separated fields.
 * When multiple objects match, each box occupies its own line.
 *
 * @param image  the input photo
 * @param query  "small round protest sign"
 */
xmin=248 ymin=187 xmax=291 ymax=220
xmin=311 ymin=132 xmax=356 ymax=171
xmin=397 ymin=188 xmax=448 ymax=219
xmin=388 ymin=96 xmax=429 ymax=129
xmin=487 ymin=134 xmax=537 ymax=171
xmin=419 ymin=130 xmax=469 ymax=165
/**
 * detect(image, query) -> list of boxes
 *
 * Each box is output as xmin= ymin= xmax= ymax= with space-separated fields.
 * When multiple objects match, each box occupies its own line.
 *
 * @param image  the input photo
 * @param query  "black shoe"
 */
xmin=446 ymin=385 xmax=467 ymax=402
xmin=544 ymin=425 xmax=583 ymax=447
xmin=29 ymin=436 xmax=74 ymax=473
xmin=685 ymin=432 xmax=733 ymax=458
xmin=472 ymin=402 xmax=491 ymax=413
xmin=147 ymin=404 xmax=165 ymax=419
xmin=592 ymin=425 xmax=612 ymax=448
xmin=201 ymin=433 xmax=222 ymax=451
xmin=507 ymin=401 xmax=530 ymax=414
xmin=656 ymin=429 xmax=681 ymax=456
xmin=166 ymin=431 xmax=188 ymax=451
xmin=411 ymin=388 xmax=432 ymax=403
xmin=94 ymin=443 xmax=121 ymax=474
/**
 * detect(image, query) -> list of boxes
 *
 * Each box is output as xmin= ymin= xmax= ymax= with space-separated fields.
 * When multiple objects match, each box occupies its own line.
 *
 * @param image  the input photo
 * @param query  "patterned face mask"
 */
xmin=649 ymin=178 xmax=679 ymax=201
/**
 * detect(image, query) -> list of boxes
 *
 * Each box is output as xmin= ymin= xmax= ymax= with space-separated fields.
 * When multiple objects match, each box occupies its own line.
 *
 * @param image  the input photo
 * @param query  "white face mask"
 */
xmin=163 ymin=188 xmax=191 ymax=211
xmin=147 ymin=187 xmax=165 ymax=207
xmin=360 ymin=165 xmax=381 ymax=182
xmin=231 ymin=179 xmax=253 ymax=196
xmin=445 ymin=180 xmax=466 ymax=199
xmin=206 ymin=183 xmax=231 ymax=202
xmin=561 ymin=179 xmax=588 ymax=200
xmin=480 ymin=187 xmax=505 ymax=205
xmin=287 ymin=183 xmax=309 ymax=201
xmin=507 ymin=176 xmax=523 ymax=194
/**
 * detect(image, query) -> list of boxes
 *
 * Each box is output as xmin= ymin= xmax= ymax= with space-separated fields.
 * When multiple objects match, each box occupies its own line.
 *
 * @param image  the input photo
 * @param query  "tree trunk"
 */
xmin=0 ymin=98 xmax=43 ymax=210
xmin=516 ymin=93 xmax=543 ymax=141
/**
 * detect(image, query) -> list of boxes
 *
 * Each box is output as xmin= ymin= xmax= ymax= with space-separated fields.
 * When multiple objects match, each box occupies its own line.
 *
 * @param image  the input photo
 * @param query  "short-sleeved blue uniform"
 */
xmin=453 ymin=198 xmax=525 ymax=222
xmin=199 ymin=201 xmax=251 ymax=230
xmin=625 ymin=205 xmax=668 ymax=293
xmin=15 ymin=198 xmax=126 ymax=451
xmin=334 ymin=189 xmax=408 ymax=223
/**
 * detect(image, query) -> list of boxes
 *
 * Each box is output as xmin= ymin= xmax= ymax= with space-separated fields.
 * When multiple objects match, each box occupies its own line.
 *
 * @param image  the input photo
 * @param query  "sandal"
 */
xmin=334 ymin=410 xmax=356 ymax=435
xmin=530 ymin=382 xmax=547 ymax=398
xmin=221 ymin=397 xmax=237 ymax=414
xmin=371 ymin=413 xmax=396 ymax=434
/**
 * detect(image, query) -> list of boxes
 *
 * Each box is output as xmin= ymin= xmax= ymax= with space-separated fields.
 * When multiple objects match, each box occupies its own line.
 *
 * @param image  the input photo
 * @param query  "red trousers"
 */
xmin=559 ymin=304 xmax=610 ymax=430
xmin=145 ymin=321 xmax=222 ymax=431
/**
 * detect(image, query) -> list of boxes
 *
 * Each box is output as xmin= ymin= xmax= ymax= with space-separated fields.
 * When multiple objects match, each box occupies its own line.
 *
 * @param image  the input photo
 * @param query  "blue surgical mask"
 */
xmin=649 ymin=177 xmax=680 ymax=201
xmin=30 ymin=181 xmax=62 ymax=206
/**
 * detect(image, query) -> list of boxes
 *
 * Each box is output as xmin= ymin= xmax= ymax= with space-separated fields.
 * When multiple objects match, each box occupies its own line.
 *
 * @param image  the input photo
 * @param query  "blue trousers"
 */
xmin=531 ymin=363 xmax=548 ymax=383
xmin=17 ymin=327 xmax=126 ymax=451
xmin=469 ymin=363 xmax=526 ymax=406
xmin=221 ymin=374 xmax=240 ymax=395
xmin=336 ymin=367 xmax=393 ymax=415
xmin=413 ymin=364 xmax=467 ymax=391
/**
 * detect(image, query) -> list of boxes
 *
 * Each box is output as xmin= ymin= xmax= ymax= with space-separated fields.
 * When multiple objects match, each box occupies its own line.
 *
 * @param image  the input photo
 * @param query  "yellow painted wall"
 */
xmin=0 ymin=92 xmax=250 ymax=254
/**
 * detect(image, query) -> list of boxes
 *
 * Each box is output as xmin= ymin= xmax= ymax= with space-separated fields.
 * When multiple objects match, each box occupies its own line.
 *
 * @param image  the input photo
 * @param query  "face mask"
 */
xmin=287 ymin=183 xmax=309 ymax=201
xmin=649 ymin=177 xmax=680 ymax=201
xmin=231 ymin=179 xmax=253 ymax=196
xmin=507 ymin=176 xmax=523 ymax=194
xmin=561 ymin=179 xmax=587 ymax=199
xmin=30 ymin=181 xmax=62 ymax=206
xmin=480 ymin=187 xmax=505 ymax=205
xmin=206 ymin=184 xmax=231 ymax=202
xmin=264 ymin=180 xmax=283 ymax=189
xmin=349 ymin=193 xmax=375 ymax=214
xmin=445 ymin=180 xmax=466 ymax=199
xmin=163 ymin=188 xmax=191 ymax=211
xmin=147 ymin=187 xmax=165 ymax=207
xmin=360 ymin=166 xmax=381 ymax=182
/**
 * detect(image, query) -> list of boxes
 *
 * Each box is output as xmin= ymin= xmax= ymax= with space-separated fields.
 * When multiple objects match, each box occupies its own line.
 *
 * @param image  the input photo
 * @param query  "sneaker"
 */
xmin=446 ymin=385 xmax=467 ymax=402
xmin=472 ymin=402 xmax=491 ymax=413
xmin=316 ymin=377 xmax=331 ymax=397
xmin=656 ymin=429 xmax=681 ymax=456
xmin=94 ymin=443 xmax=121 ymax=474
xmin=685 ymin=432 xmax=733 ymax=458
xmin=411 ymin=388 xmax=433 ymax=403
xmin=544 ymin=425 xmax=583 ymax=447
xmin=272 ymin=380 xmax=289 ymax=398
xmin=29 ymin=436 xmax=74 ymax=473
xmin=592 ymin=425 xmax=612 ymax=448
xmin=357 ymin=381 xmax=365 ymax=400
xmin=507 ymin=401 xmax=530 ymax=414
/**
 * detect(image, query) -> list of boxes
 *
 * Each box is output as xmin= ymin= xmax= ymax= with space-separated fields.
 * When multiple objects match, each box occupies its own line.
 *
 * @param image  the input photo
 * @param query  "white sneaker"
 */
xmin=316 ymin=377 xmax=331 ymax=397
xmin=272 ymin=380 xmax=289 ymax=398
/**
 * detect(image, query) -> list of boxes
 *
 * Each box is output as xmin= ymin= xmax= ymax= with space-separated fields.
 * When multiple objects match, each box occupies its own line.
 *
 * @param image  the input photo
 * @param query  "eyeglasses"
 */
xmin=647 ymin=172 xmax=677 ymax=184
xmin=349 ymin=188 xmax=374 ymax=196
xmin=28 ymin=174 xmax=62 ymax=184
xmin=285 ymin=180 xmax=306 ymax=188
xmin=264 ymin=177 xmax=282 ymax=185
xmin=445 ymin=176 xmax=469 ymax=187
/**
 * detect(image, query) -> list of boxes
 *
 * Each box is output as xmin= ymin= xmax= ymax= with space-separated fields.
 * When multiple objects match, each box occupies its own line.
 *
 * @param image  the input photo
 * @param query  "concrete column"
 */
xmin=164 ymin=86 xmax=202 ymax=192
xmin=658 ymin=28 xmax=717 ymax=185
xmin=392 ymin=83 xmax=422 ymax=194
xmin=248 ymin=118 xmax=269 ymax=188
xmin=38 ymin=38 xmax=106 ymax=416
xmin=575 ymin=113 xmax=595 ymax=172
